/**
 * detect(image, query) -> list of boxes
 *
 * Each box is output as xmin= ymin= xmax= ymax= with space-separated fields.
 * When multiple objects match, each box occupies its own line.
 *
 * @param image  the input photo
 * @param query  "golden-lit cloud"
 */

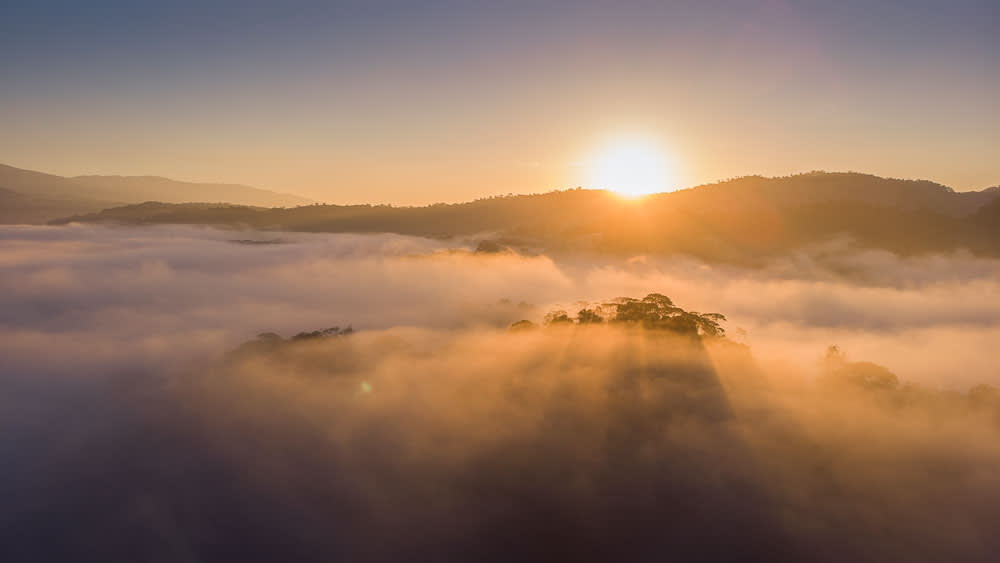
xmin=2 ymin=225 xmax=999 ymax=560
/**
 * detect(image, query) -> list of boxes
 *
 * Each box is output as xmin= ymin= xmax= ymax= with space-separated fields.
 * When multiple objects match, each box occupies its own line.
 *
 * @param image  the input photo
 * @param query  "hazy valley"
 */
xmin=3 ymin=213 xmax=999 ymax=560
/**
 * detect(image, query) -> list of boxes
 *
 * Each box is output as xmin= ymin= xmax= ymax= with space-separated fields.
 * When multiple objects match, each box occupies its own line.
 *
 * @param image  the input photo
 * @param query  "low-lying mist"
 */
xmin=2 ymin=225 xmax=998 ymax=561
xmin=2 ymin=225 xmax=997 ymax=386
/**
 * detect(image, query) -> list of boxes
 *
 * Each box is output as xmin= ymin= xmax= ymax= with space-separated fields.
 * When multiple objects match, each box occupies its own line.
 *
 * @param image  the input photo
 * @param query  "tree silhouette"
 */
xmin=292 ymin=326 xmax=353 ymax=341
xmin=822 ymin=345 xmax=898 ymax=391
xmin=605 ymin=293 xmax=681 ymax=325
xmin=509 ymin=319 xmax=538 ymax=332
xmin=519 ymin=293 xmax=727 ymax=338
xmin=544 ymin=310 xmax=574 ymax=325
xmin=601 ymin=293 xmax=726 ymax=337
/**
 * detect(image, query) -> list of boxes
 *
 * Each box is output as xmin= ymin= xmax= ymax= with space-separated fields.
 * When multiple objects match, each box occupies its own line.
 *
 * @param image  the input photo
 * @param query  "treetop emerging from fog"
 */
xmin=521 ymin=293 xmax=726 ymax=338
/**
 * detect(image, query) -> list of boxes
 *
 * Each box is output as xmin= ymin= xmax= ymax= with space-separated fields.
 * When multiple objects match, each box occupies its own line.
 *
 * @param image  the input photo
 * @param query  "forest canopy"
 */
xmin=527 ymin=293 xmax=726 ymax=337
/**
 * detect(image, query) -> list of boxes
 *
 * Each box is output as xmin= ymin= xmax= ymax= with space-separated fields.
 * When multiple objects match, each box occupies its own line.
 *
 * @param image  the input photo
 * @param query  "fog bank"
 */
xmin=2 ymin=225 xmax=998 ymax=386
xmin=2 ymin=225 xmax=999 ymax=561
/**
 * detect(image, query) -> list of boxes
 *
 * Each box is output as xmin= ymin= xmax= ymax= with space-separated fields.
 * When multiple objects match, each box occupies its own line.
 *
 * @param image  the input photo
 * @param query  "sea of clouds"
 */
xmin=2 ymin=225 xmax=998 ymax=386
xmin=2 ymin=225 xmax=998 ymax=561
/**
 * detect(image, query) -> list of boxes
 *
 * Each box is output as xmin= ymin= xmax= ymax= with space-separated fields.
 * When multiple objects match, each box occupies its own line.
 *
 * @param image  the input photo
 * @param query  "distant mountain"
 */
xmin=0 ymin=187 xmax=115 ymax=224
xmin=53 ymin=172 xmax=1000 ymax=262
xmin=67 ymin=174 xmax=312 ymax=207
xmin=0 ymin=163 xmax=311 ymax=223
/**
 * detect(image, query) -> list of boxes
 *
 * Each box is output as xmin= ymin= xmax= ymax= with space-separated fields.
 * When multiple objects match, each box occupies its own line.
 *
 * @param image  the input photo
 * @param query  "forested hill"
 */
xmin=53 ymin=172 xmax=1000 ymax=261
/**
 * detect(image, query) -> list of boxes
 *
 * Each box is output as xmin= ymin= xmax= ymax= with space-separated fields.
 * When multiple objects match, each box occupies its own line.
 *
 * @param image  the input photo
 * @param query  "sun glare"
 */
xmin=587 ymin=139 xmax=673 ymax=197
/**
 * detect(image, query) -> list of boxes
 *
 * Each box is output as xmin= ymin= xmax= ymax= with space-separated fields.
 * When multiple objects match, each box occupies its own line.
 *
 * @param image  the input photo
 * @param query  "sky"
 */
xmin=1 ymin=0 xmax=996 ymax=203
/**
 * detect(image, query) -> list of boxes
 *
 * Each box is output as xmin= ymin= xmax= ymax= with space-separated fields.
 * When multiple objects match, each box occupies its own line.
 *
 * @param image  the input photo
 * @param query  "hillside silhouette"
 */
xmin=53 ymin=172 xmax=1000 ymax=261
xmin=0 ymin=163 xmax=311 ymax=223
xmin=0 ymin=187 xmax=111 ymax=224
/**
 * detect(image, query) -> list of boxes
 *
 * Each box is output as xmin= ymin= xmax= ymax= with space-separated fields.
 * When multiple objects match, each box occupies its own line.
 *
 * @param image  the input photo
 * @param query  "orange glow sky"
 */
xmin=1 ymin=1 xmax=996 ymax=203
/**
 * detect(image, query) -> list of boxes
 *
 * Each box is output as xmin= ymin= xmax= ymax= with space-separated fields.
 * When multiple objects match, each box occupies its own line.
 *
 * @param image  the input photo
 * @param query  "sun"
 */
xmin=586 ymin=139 xmax=674 ymax=197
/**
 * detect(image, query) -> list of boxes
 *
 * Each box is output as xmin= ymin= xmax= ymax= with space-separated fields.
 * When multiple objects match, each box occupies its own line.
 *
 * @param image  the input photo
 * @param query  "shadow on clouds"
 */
xmin=1 ymin=226 xmax=999 ymax=561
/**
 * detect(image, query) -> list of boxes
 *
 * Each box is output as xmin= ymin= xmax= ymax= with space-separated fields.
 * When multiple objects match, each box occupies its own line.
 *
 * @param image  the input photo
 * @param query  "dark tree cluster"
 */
xmin=516 ymin=293 xmax=727 ymax=338
xmin=291 ymin=326 xmax=354 ymax=341
xmin=821 ymin=345 xmax=900 ymax=391
xmin=228 ymin=326 xmax=354 ymax=360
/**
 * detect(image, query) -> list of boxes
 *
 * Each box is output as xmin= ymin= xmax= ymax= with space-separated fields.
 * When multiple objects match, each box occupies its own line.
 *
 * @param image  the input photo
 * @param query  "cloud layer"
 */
xmin=2 ymin=225 xmax=999 ymax=561
xmin=2 ymin=225 xmax=998 ymax=385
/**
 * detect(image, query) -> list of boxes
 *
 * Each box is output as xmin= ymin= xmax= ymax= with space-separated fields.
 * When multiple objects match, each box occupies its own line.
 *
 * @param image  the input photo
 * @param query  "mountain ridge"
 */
xmin=50 ymin=171 xmax=1000 ymax=262
xmin=660 ymin=172 xmax=999 ymax=217
xmin=0 ymin=163 xmax=312 ymax=223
